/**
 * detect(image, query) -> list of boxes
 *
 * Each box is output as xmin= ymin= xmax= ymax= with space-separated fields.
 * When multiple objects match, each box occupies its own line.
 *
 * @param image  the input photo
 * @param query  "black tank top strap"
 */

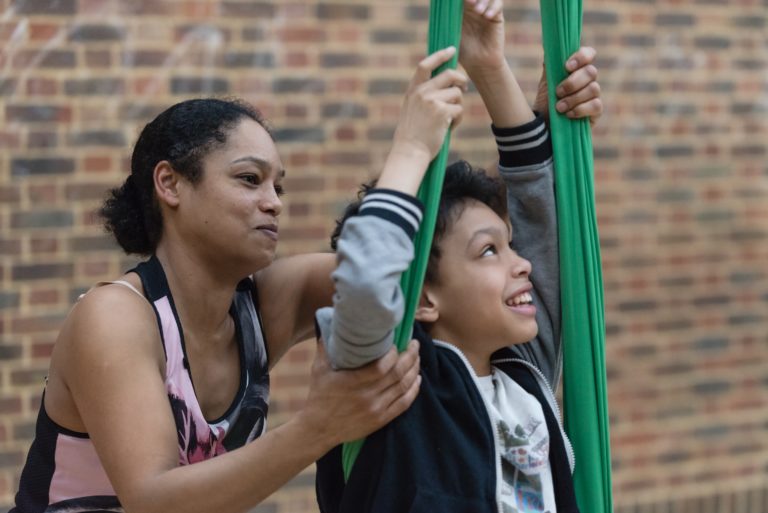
xmin=128 ymin=254 xmax=170 ymax=303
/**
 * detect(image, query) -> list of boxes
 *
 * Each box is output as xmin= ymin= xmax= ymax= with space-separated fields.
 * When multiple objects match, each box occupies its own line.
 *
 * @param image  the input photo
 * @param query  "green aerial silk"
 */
xmin=341 ymin=0 xmax=465 ymax=481
xmin=539 ymin=1 xmax=614 ymax=513
xmin=343 ymin=6 xmax=614 ymax=513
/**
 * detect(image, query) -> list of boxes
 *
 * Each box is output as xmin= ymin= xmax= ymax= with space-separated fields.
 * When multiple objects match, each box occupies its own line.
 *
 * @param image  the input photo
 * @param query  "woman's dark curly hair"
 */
xmin=100 ymin=98 xmax=271 ymax=255
xmin=330 ymin=160 xmax=507 ymax=284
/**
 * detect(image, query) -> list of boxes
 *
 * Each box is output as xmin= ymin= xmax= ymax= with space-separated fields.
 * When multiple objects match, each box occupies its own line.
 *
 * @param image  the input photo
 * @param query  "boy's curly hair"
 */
xmin=330 ymin=160 xmax=508 ymax=284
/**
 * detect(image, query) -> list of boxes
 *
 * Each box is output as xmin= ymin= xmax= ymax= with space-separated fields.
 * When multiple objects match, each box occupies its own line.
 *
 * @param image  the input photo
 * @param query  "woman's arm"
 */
xmin=56 ymin=285 xmax=419 ymax=513
xmin=255 ymin=251 xmax=337 ymax=366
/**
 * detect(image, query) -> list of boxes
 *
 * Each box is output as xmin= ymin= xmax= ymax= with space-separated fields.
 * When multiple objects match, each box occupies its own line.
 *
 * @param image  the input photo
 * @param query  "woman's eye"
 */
xmin=274 ymin=183 xmax=286 ymax=197
xmin=240 ymin=174 xmax=260 ymax=185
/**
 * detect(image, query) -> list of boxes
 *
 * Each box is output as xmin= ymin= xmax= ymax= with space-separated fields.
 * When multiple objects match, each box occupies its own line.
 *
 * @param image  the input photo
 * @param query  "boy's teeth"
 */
xmin=508 ymin=292 xmax=532 ymax=306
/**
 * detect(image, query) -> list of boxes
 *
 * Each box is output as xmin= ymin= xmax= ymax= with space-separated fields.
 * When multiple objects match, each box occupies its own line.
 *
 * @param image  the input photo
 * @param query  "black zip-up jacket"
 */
xmin=316 ymin=323 xmax=579 ymax=513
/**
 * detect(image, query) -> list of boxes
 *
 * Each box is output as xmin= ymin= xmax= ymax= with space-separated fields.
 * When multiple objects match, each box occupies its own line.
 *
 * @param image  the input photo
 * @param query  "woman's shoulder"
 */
xmin=61 ymin=273 xmax=161 ymax=358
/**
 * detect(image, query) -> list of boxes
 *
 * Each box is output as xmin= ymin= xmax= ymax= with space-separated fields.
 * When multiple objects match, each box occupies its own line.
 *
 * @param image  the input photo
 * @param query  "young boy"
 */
xmin=315 ymin=2 xmax=601 ymax=512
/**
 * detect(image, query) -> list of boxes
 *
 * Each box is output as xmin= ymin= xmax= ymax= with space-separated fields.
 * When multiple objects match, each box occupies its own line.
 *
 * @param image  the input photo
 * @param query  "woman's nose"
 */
xmin=259 ymin=185 xmax=282 ymax=216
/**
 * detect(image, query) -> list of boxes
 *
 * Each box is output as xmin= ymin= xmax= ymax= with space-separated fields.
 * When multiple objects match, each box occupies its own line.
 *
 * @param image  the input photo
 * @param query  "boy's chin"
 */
xmin=507 ymin=324 xmax=539 ymax=345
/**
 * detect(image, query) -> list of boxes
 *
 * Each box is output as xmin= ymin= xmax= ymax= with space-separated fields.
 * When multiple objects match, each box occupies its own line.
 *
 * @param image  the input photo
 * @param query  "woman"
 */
xmin=11 ymin=47 xmax=467 ymax=513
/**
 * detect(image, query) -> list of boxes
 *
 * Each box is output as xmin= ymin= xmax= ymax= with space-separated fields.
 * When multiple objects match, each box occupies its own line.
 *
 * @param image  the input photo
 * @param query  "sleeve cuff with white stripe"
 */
xmin=359 ymin=189 xmax=424 ymax=240
xmin=492 ymin=113 xmax=553 ymax=168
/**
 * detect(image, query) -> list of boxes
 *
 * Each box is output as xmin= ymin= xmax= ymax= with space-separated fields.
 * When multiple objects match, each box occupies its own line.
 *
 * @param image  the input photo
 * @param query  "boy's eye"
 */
xmin=481 ymin=245 xmax=497 ymax=257
xmin=274 ymin=183 xmax=286 ymax=196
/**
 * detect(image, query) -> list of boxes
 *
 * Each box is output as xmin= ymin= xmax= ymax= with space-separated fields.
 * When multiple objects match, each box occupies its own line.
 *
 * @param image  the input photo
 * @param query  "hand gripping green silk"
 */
xmin=341 ymin=0 xmax=464 ymax=482
xmin=539 ymin=1 xmax=613 ymax=512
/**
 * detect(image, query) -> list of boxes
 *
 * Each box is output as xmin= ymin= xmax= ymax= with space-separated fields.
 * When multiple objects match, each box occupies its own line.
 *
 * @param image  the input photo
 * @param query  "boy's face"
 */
xmin=417 ymin=200 xmax=538 ymax=375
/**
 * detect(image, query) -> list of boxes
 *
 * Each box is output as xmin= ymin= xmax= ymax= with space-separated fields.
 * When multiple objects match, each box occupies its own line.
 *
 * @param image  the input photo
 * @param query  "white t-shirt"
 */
xmin=477 ymin=369 xmax=557 ymax=513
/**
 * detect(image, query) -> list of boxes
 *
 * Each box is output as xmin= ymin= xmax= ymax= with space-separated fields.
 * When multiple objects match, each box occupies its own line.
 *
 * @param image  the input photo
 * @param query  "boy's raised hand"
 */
xmin=379 ymin=47 xmax=467 ymax=195
xmin=393 ymin=47 xmax=467 ymax=161
xmin=459 ymin=0 xmax=506 ymax=75
xmin=534 ymin=46 xmax=603 ymax=126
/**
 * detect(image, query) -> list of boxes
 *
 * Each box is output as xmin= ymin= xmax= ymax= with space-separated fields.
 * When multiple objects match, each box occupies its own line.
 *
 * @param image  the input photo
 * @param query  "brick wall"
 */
xmin=0 ymin=1 xmax=766 ymax=512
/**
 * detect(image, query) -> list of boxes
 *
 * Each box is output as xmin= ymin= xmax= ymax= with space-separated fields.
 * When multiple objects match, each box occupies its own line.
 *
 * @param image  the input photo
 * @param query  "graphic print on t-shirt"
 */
xmin=498 ymin=417 xmax=550 ymax=513
xmin=477 ymin=370 xmax=556 ymax=513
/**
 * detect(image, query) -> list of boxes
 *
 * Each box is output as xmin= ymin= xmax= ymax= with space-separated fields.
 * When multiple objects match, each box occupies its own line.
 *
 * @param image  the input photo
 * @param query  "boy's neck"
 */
xmin=437 ymin=337 xmax=493 ymax=377
xmin=467 ymin=351 xmax=493 ymax=377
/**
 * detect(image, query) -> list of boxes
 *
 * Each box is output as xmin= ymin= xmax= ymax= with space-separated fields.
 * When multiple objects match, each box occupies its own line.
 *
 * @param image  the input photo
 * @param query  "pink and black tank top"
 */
xmin=12 ymin=255 xmax=270 ymax=512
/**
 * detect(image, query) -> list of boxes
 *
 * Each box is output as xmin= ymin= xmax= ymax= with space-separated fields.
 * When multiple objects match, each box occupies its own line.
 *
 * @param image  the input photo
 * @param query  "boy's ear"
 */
xmin=414 ymin=286 xmax=439 ymax=323
xmin=154 ymin=160 xmax=182 ymax=208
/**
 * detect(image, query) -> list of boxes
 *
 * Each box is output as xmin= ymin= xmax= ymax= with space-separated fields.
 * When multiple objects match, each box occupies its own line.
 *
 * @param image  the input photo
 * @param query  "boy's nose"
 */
xmin=510 ymin=254 xmax=532 ymax=277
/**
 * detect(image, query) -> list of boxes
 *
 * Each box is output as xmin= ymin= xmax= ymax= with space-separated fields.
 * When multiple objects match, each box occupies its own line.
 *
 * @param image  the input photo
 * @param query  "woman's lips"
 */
xmin=256 ymin=224 xmax=278 ymax=241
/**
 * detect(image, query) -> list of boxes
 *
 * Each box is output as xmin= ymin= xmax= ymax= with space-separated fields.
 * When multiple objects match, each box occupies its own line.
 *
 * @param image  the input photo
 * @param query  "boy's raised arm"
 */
xmin=317 ymin=49 xmax=467 ymax=369
xmin=460 ymin=0 xmax=602 ymax=387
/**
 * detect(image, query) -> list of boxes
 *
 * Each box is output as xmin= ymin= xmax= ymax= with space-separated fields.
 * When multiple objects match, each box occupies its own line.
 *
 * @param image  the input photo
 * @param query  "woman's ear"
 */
xmin=414 ymin=286 xmax=439 ymax=323
xmin=153 ymin=160 xmax=181 ymax=208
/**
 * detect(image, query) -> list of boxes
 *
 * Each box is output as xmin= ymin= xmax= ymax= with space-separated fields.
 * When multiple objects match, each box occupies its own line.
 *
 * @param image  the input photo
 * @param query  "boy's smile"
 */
xmin=417 ymin=199 xmax=538 ymax=375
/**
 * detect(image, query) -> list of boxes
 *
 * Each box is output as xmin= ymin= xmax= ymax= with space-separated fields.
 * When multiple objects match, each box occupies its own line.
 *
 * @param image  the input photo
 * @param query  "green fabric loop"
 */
xmin=341 ymin=0 xmax=465 ymax=482
xmin=539 ymin=1 xmax=614 ymax=512
xmin=341 ymin=6 xmax=613 ymax=511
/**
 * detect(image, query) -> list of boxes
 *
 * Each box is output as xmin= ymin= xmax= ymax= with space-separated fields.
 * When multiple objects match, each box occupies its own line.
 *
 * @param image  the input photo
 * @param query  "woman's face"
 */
xmin=175 ymin=118 xmax=286 ymax=276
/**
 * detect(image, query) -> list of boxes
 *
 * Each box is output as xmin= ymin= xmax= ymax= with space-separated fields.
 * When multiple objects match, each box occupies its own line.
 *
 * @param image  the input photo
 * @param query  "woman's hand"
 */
xmin=299 ymin=340 xmax=421 ymax=447
xmin=534 ymin=46 xmax=604 ymax=126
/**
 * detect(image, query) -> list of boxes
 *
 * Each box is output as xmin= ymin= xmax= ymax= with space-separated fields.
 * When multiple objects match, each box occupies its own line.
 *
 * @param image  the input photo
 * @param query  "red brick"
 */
xmin=28 ymin=288 xmax=59 ymax=306
xmin=29 ymin=237 xmax=59 ymax=254
xmin=28 ymin=22 xmax=61 ymax=40
xmin=79 ymin=0 xmax=111 ymax=12
xmin=335 ymin=126 xmax=357 ymax=141
xmin=288 ymin=202 xmax=310 ymax=217
xmin=25 ymin=78 xmax=59 ymax=95
xmin=0 ymin=398 xmax=22 ymax=415
xmin=80 ymin=259 xmax=110 ymax=276
xmin=65 ymin=182 xmax=110 ymax=200
xmin=181 ymin=1 xmax=215 ymax=18
xmin=83 ymin=156 xmax=112 ymax=173
xmin=277 ymin=27 xmax=326 ymax=43
xmin=0 ymin=239 xmax=22 ymax=256
xmin=81 ymin=209 xmax=102 ymax=226
xmin=284 ymin=52 xmax=310 ymax=67
xmin=84 ymin=50 xmax=112 ymax=68
xmin=31 ymin=340 xmax=55 ymax=359
xmin=0 ymin=186 xmax=21 ymax=204
xmin=0 ymin=131 xmax=21 ymax=149
xmin=0 ymin=22 xmax=19 ymax=40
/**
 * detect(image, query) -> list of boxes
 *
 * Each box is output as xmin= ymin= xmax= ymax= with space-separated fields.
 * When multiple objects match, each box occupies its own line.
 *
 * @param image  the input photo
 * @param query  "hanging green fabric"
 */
xmin=341 ymin=0 xmax=464 ymax=482
xmin=539 ymin=1 xmax=613 ymax=513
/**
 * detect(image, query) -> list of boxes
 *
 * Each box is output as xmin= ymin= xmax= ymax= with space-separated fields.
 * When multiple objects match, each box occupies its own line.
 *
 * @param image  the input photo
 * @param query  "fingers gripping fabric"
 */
xmin=539 ymin=1 xmax=614 ymax=512
xmin=341 ymin=0 xmax=465 ymax=481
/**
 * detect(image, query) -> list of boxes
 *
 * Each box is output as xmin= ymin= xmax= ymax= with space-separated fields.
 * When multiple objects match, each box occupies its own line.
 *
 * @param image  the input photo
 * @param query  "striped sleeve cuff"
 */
xmin=359 ymin=188 xmax=424 ymax=239
xmin=492 ymin=113 xmax=553 ymax=168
